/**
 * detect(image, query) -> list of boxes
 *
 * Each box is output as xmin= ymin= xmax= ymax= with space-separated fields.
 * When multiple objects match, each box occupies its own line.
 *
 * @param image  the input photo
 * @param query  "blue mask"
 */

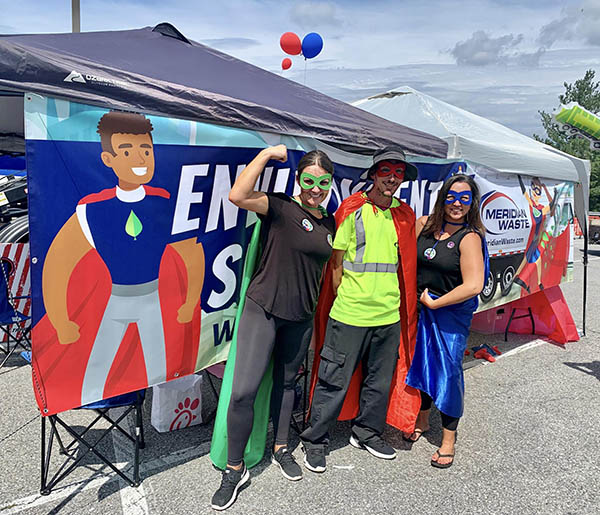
xmin=445 ymin=190 xmax=472 ymax=206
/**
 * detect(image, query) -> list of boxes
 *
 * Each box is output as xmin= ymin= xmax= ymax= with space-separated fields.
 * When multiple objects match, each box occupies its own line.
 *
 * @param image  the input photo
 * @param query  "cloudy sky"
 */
xmin=2 ymin=0 xmax=599 ymax=137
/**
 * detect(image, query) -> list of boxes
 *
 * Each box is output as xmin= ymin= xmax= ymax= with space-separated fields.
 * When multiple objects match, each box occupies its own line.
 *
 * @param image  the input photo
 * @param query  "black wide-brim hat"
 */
xmin=360 ymin=145 xmax=419 ymax=181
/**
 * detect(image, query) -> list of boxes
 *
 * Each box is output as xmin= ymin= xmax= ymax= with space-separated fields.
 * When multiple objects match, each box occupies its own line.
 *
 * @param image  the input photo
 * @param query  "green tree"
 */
xmin=534 ymin=69 xmax=600 ymax=211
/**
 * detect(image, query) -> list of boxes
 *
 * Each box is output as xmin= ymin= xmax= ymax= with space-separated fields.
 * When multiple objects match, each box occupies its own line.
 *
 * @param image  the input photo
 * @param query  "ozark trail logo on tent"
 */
xmin=63 ymin=70 xmax=126 ymax=88
xmin=64 ymin=71 xmax=86 ymax=84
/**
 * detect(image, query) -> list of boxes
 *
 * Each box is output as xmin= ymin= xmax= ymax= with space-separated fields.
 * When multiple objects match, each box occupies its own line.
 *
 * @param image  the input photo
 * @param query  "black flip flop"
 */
xmin=430 ymin=450 xmax=454 ymax=469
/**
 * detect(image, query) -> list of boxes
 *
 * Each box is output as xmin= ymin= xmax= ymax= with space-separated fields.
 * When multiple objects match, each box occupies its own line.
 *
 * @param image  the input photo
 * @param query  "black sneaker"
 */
xmin=301 ymin=444 xmax=326 ymax=473
xmin=211 ymin=464 xmax=250 ymax=511
xmin=271 ymin=447 xmax=303 ymax=481
xmin=349 ymin=434 xmax=397 ymax=460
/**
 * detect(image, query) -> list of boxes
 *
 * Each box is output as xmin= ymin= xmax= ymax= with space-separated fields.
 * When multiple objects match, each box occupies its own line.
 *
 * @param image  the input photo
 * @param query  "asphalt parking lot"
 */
xmin=1 ymin=237 xmax=598 ymax=515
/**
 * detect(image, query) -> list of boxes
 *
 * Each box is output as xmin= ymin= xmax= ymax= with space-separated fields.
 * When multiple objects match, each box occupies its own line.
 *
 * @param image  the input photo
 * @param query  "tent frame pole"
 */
xmin=583 ymin=230 xmax=588 ymax=337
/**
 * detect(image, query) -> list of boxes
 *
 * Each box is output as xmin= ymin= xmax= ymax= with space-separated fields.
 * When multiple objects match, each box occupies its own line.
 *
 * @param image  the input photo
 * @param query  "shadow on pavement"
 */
xmin=579 ymin=247 xmax=600 ymax=256
xmin=563 ymin=360 xmax=600 ymax=381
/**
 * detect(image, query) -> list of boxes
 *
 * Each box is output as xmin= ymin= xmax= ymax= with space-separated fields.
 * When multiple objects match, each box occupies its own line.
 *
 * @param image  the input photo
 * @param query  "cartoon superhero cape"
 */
xmin=31 ymin=186 xmax=202 ymax=416
xmin=210 ymin=219 xmax=273 ymax=470
xmin=308 ymin=192 xmax=421 ymax=434
xmin=523 ymin=201 xmax=546 ymax=262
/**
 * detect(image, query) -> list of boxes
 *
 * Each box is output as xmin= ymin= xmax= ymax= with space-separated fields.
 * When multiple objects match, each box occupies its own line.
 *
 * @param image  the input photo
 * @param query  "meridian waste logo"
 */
xmin=63 ymin=70 xmax=126 ymax=88
xmin=480 ymin=190 xmax=530 ymax=236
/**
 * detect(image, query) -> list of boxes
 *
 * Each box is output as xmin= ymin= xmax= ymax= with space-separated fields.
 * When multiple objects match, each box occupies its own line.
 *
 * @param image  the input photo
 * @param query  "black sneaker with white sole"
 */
xmin=349 ymin=434 xmax=397 ymax=459
xmin=302 ymin=443 xmax=326 ymax=473
xmin=271 ymin=447 xmax=303 ymax=480
xmin=211 ymin=464 xmax=250 ymax=511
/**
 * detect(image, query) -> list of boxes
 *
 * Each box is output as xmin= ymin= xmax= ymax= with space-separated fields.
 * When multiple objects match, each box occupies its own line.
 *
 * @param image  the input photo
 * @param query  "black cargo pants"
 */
xmin=300 ymin=317 xmax=401 ymax=447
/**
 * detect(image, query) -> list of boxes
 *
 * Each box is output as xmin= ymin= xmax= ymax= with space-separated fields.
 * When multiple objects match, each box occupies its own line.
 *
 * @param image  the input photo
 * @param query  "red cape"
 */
xmin=31 ymin=187 xmax=201 ymax=416
xmin=308 ymin=192 xmax=420 ymax=433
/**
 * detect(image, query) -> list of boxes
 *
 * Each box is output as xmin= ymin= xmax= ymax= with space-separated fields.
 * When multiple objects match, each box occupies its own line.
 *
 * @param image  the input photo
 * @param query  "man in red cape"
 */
xmin=31 ymin=111 xmax=204 ymax=416
xmin=301 ymin=146 xmax=420 ymax=472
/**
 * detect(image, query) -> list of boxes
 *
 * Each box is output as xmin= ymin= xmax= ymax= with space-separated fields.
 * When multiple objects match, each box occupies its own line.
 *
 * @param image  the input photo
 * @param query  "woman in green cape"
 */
xmin=210 ymin=144 xmax=336 ymax=511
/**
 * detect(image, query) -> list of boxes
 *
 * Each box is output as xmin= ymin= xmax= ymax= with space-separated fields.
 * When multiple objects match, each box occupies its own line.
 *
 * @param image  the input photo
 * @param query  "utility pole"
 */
xmin=72 ymin=0 xmax=80 ymax=33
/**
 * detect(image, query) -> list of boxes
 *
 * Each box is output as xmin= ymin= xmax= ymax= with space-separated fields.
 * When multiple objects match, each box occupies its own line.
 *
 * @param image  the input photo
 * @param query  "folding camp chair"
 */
xmin=202 ymin=363 xmax=224 ymax=424
xmin=21 ymin=351 xmax=147 ymax=493
xmin=40 ymin=389 xmax=146 ymax=495
xmin=0 ymin=257 xmax=31 ymax=368
xmin=290 ymin=353 xmax=310 ymax=434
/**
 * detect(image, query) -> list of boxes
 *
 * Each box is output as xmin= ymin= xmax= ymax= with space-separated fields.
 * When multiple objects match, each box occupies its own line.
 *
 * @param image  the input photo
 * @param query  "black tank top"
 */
xmin=417 ymin=227 xmax=472 ymax=298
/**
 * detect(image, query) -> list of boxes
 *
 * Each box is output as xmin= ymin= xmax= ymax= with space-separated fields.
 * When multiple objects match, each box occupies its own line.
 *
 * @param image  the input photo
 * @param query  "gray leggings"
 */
xmin=227 ymin=296 xmax=313 ymax=466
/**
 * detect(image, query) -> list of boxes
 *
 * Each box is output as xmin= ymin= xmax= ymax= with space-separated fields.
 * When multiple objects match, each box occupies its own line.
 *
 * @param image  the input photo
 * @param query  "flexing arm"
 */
xmin=518 ymin=175 xmax=526 ymax=195
xmin=518 ymin=175 xmax=532 ymax=205
xmin=170 ymin=238 xmax=205 ymax=324
xmin=420 ymin=232 xmax=484 ymax=309
xmin=228 ymin=145 xmax=288 ymax=216
xmin=331 ymin=249 xmax=345 ymax=295
xmin=543 ymin=184 xmax=558 ymax=216
xmin=42 ymin=213 xmax=93 ymax=344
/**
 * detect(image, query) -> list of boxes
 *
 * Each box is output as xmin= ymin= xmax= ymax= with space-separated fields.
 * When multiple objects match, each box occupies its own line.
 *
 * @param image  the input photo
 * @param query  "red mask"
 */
xmin=375 ymin=161 xmax=405 ymax=181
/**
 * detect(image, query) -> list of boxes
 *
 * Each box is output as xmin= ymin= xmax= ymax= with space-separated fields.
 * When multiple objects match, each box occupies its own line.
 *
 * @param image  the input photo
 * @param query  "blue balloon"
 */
xmin=301 ymin=32 xmax=323 ymax=59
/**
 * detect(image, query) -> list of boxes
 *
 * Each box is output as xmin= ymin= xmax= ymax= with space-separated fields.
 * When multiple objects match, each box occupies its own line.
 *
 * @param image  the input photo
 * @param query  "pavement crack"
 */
xmin=0 ymin=413 xmax=39 ymax=447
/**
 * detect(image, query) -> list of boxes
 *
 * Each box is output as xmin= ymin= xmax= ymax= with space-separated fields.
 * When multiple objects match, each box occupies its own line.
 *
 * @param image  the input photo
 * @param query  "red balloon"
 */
xmin=281 ymin=58 xmax=292 ymax=70
xmin=280 ymin=32 xmax=302 ymax=55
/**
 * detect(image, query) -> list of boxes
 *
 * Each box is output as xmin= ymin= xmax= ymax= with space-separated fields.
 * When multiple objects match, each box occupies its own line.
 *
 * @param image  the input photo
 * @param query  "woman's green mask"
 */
xmin=299 ymin=171 xmax=333 ymax=191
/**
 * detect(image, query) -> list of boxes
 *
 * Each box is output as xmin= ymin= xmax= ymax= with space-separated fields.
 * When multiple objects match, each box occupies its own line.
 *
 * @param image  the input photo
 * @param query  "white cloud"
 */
xmin=289 ymin=2 xmax=341 ymax=29
xmin=201 ymin=37 xmax=261 ymax=50
xmin=538 ymin=0 xmax=600 ymax=48
xmin=1 ymin=0 xmax=599 ymax=138
xmin=449 ymin=31 xmax=524 ymax=66
xmin=287 ymin=48 xmax=600 ymax=137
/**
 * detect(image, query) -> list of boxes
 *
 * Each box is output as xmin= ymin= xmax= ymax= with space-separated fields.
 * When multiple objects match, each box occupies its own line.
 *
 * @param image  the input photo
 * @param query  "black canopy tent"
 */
xmin=0 ymin=23 xmax=447 ymax=157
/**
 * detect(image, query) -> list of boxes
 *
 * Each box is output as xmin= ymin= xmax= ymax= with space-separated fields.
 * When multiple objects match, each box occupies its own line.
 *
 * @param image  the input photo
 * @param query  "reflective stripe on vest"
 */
xmin=346 ymin=207 xmax=398 ymax=273
xmin=355 ymin=208 xmax=367 ymax=263
xmin=343 ymin=261 xmax=398 ymax=273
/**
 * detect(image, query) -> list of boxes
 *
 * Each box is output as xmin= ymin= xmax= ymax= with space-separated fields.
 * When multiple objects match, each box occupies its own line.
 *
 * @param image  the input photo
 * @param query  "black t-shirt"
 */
xmin=246 ymin=193 xmax=336 ymax=321
xmin=417 ymin=227 xmax=472 ymax=298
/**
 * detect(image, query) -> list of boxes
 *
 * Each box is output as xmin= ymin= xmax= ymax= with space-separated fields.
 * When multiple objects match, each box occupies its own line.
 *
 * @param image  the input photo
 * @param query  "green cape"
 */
xmin=209 ymin=219 xmax=274 ymax=469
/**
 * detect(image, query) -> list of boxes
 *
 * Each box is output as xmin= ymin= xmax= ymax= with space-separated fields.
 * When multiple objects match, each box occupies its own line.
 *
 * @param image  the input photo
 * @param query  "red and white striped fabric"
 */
xmin=0 ymin=243 xmax=31 ymax=316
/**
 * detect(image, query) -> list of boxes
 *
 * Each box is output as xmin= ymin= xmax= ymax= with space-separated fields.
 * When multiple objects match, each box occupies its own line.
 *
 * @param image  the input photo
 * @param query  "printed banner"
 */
xmin=472 ymin=167 xmax=574 ymax=306
xmin=25 ymin=96 xmax=574 ymax=415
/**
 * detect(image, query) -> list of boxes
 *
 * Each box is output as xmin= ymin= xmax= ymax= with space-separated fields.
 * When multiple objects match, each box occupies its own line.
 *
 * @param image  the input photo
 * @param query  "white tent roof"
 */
xmin=353 ymin=86 xmax=590 ymax=225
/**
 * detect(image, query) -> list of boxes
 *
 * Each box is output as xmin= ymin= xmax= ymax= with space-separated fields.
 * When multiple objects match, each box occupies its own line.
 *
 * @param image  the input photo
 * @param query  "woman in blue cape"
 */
xmin=404 ymin=174 xmax=488 ymax=469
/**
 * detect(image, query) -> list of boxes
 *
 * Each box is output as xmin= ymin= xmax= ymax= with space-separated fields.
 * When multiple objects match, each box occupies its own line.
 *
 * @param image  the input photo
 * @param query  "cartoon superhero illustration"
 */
xmin=512 ymin=176 xmax=557 ymax=294
xmin=41 ymin=111 xmax=205 ymax=406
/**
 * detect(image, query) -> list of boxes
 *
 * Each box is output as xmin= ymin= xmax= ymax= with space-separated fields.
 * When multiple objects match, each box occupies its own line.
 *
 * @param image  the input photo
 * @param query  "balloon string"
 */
xmin=304 ymin=58 xmax=307 ymax=86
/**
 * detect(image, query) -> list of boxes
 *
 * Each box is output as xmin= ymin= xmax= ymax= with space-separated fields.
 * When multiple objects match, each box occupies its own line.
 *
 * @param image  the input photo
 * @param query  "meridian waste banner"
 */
xmin=25 ymin=95 xmax=574 ymax=415
xmin=472 ymin=167 xmax=574 ymax=305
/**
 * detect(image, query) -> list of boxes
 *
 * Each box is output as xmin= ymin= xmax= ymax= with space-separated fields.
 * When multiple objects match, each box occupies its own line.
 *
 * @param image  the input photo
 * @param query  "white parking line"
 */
xmin=0 ymin=441 xmax=211 ymax=514
xmin=573 ymin=255 xmax=600 ymax=264
xmin=480 ymin=339 xmax=546 ymax=366
xmin=112 ymin=407 xmax=149 ymax=515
